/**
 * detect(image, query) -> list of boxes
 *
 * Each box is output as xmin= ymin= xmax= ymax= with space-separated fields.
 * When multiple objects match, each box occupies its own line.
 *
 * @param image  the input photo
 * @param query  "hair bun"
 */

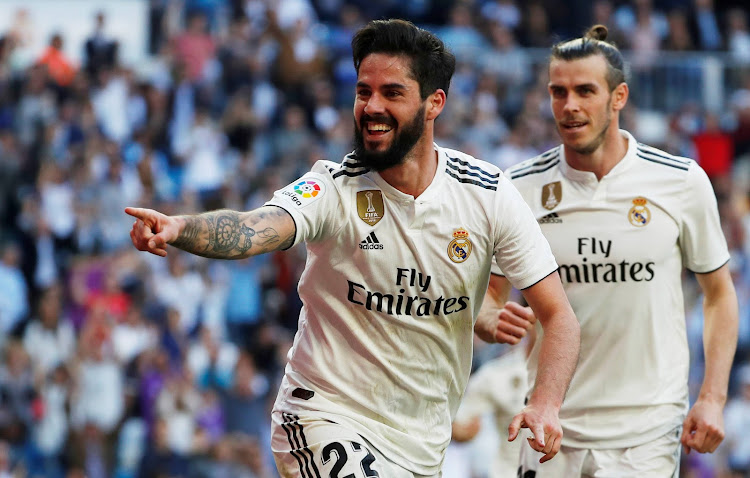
xmin=585 ymin=25 xmax=608 ymax=41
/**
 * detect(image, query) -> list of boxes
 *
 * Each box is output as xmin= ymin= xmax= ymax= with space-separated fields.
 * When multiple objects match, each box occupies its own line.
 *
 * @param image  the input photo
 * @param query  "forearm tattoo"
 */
xmin=171 ymin=216 xmax=210 ymax=252
xmin=171 ymin=209 xmax=292 ymax=259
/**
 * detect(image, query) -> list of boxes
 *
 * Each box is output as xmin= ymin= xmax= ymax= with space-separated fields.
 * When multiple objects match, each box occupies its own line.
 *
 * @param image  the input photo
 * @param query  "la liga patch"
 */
xmin=281 ymin=179 xmax=326 ymax=208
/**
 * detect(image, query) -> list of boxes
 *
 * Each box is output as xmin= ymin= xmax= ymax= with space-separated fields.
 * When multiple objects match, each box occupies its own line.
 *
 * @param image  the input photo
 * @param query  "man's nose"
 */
xmin=364 ymin=93 xmax=386 ymax=115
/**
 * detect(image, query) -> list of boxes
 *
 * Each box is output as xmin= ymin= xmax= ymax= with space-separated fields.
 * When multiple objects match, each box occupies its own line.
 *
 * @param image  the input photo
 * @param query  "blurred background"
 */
xmin=0 ymin=0 xmax=748 ymax=476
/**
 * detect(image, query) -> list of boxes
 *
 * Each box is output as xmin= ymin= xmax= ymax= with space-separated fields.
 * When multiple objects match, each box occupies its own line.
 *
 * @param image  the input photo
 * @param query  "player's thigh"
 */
xmin=271 ymin=411 xmax=424 ymax=478
xmin=590 ymin=427 xmax=681 ymax=478
xmin=518 ymin=429 xmax=586 ymax=478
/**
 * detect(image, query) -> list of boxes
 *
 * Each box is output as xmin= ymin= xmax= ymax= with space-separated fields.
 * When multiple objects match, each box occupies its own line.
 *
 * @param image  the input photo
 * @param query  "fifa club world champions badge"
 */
xmin=448 ymin=228 xmax=472 ymax=263
xmin=542 ymin=181 xmax=562 ymax=211
xmin=357 ymin=190 xmax=384 ymax=226
xmin=628 ymin=197 xmax=651 ymax=227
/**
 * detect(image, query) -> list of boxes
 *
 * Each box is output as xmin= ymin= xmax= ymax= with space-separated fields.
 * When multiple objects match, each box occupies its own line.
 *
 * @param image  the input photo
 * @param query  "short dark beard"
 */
xmin=353 ymin=105 xmax=426 ymax=171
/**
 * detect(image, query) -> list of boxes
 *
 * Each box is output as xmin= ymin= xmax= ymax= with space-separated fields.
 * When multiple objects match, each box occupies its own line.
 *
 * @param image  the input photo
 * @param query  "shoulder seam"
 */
xmin=445 ymin=168 xmax=498 ymax=191
xmin=506 ymin=148 xmax=558 ymax=174
xmin=330 ymin=154 xmax=370 ymax=179
xmin=507 ymin=152 xmax=559 ymax=178
xmin=445 ymin=162 xmax=499 ymax=187
xmin=446 ymin=155 xmax=500 ymax=180
xmin=510 ymin=156 xmax=561 ymax=179
xmin=636 ymin=152 xmax=690 ymax=171
xmin=637 ymin=143 xmax=690 ymax=164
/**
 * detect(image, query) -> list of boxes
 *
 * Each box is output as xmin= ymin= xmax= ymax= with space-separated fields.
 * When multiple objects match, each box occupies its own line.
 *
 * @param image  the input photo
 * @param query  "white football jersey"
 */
xmin=503 ymin=130 xmax=730 ymax=449
xmin=266 ymin=144 xmax=557 ymax=474
xmin=454 ymin=347 xmax=527 ymax=478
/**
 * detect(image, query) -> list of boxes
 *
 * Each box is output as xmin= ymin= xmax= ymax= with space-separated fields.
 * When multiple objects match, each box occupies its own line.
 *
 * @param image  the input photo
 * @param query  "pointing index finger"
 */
xmin=124 ymin=207 xmax=146 ymax=219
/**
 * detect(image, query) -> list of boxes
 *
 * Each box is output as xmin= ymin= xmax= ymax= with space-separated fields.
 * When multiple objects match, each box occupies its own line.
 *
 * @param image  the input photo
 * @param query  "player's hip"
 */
xmin=518 ymin=425 xmax=682 ymax=478
xmin=271 ymin=411 xmax=442 ymax=478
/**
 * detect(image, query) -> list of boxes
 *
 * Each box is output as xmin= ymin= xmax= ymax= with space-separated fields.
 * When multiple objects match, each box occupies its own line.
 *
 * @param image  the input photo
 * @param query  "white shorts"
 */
xmin=518 ymin=427 xmax=681 ymax=478
xmin=271 ymin=411 xmax=441 ymax=478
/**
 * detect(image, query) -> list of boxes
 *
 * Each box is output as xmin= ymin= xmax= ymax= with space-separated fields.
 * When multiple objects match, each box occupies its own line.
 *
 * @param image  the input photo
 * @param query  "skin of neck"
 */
xmin=378 ymin=122 xmax=438 ymax=198
xmin=564 ymin=115 xmax=629 ymax=181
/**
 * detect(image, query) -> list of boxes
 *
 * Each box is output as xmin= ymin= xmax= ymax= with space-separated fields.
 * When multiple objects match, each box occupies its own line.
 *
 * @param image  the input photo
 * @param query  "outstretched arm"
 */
xmin=125 ymin=206 xmax=296 ymax=259
xmin=508 ymin=271 xmax=579 ymax=464
xmin=681 ymin=263 xmax=738 ymax=454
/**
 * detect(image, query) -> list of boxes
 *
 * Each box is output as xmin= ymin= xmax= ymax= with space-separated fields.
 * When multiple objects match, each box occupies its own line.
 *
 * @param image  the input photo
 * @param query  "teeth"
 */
xmin=369 ymin=124 xmax=392 ymax=132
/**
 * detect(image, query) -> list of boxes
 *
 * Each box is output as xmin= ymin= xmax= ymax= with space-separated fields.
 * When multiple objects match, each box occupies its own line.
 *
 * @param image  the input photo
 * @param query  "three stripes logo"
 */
xmin=281 ymin=413 xmax=321 ymax=478
xmin=359 ymin=232 xmax=383 ymax=250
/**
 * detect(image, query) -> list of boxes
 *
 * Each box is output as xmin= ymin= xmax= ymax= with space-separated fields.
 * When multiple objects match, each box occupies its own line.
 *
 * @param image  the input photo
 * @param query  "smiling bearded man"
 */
xmin=353 ymin=105 xmax=426 ymax=171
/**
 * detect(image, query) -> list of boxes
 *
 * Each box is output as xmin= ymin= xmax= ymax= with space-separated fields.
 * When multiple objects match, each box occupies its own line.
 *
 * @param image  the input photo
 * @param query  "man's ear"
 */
xmin=426 ymin=89 xmax=446 ymax=120
xmin=612 ymin=82 xmax=629 ymax=112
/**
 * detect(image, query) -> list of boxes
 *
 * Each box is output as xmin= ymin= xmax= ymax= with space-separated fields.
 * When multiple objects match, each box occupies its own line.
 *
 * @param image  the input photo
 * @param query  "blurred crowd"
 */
xmin=0 ymin=0 xmax=748 ymax=477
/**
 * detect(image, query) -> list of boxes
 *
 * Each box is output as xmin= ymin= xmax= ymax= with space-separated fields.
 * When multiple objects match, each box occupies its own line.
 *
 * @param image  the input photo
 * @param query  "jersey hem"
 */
xmin=274 ymin=373 xmax=444 ymax=476
xmin=562 ymin=419 xmax=684 ymax=450
xmin=519 ymin=267 xmax=558 ymax=290
xmin=688 ymin=258 xmax=730 ymax=275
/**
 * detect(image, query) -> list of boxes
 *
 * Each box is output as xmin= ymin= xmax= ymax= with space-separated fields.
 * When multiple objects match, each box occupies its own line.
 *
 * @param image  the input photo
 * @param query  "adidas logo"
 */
xmin=359 ymin=232 xmax=384 ymax=250
xmin=539 ymin=212 xmax=563 ymax=224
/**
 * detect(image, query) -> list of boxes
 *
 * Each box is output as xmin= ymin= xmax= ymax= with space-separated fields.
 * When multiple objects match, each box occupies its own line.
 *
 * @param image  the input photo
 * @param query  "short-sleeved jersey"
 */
xmin=454 ymin=348 xmax=527 ymax=478
xmin=265 ymin=144 xmax=557 ymax=474
xmin=502 ymin=130 xmax=730 ymax=449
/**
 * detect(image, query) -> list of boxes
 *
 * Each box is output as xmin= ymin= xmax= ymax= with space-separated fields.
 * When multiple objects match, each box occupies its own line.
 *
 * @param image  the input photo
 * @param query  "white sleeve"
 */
xmin=679 ymin=163 xmax=730 ymax=273
xmin=493 ymin=175 xmax=557 ymax=289
xmin=264 ymin=161 xmax=344 ymax=248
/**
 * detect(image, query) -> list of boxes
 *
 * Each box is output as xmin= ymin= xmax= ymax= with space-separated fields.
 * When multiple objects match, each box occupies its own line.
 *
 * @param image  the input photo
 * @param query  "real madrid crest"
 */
xmin=542 ymin=181 xmax=562 ymax=211
xmin=448 ymin=228 xmax=472 ymax=263
xmin=628 ymin=197 xmax=651 ymax=227
xmin=357 ymin=190 xmax=384 ymax=226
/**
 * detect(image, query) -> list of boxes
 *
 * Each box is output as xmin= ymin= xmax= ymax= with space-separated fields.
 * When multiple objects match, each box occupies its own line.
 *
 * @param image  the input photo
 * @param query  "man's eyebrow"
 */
xmin=548 ymin=82 xmax=598 ymax=89
xmin=356 ymin=81 xmax=408 ymax=90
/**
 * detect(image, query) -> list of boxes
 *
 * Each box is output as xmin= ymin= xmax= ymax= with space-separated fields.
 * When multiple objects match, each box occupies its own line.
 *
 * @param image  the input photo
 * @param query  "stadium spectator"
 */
xmin=0 ymin=341 xmax=36 ymax=450
xmin=22 ymin=285 xmax=75 ymax=377
xmin=153 ymin=253 xmax=207 ymax=336
xmin=689 ymin=0 xmax=722 ymax=51
xmin=693 ymin=112 xmax=734 ymax=179
xmin=37 ymin=33 xmax=76 ymax=89
xmin=438 ymin=3 xmax=487 ymax=58
xmin=480 ymin=0 xmax=522 ymax=31
xmin=727 ymin=8 xmax=750 ymax=64
xmin=136 ymin=418 xmax=188 ymax=477
xmin=0 ymin=241 xmax=29 ymax=337
xmin=29 ymin=363 xmax=71 ymax=478
xmin=83 ymin=11 xmax=119 ymax=80
xmin=519 ymin=2 xmax=553 ymax=47
xmin=172 ymin=11 xmax=216 ymax=84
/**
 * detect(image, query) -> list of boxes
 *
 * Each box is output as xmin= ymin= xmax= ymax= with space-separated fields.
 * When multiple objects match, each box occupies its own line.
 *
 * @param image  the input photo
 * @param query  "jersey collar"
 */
xmin=559 ymin=129 xmax=637 ymax=182
xmin=370 ymin=143 xmax=446 ymax=202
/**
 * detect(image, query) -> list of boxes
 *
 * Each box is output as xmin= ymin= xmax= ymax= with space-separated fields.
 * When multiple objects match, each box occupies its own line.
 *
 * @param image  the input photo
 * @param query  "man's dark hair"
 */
xmin=351 ymin=19 xmax=456 ymax=100
xmin=550 ymin=25 xmax=628 ymax=91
